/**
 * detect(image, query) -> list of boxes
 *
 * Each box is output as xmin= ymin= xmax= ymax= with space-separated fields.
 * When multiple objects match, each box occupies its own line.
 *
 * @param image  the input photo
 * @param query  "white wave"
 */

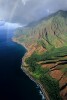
xmin=39 ymin=90 xmax=46 ymax=100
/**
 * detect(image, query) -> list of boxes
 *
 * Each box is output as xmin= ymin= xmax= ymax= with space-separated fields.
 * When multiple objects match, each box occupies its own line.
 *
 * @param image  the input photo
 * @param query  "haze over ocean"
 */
xmin=0 ymin=22 xmax=45 ymax=100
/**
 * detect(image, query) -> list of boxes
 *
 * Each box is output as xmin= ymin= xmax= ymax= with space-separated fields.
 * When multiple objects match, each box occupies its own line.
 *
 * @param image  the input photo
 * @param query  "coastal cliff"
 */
xmin=14 ymin=10 xmax=67 ymax=100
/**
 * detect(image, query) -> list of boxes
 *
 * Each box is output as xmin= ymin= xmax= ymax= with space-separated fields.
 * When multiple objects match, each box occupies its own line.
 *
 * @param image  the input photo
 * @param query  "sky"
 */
xmin=0 ymin=21 xmax=22 ymax=31
xmin=0 ymin=0 xmax=67 ymax=24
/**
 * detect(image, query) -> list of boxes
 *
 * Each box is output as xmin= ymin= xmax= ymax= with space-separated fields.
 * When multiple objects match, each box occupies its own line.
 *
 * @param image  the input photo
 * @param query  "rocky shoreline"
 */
xmin=13 ymin=38 xmax=50 ymax=100
xmin=21 ymin=65 xmax=49 ymax=100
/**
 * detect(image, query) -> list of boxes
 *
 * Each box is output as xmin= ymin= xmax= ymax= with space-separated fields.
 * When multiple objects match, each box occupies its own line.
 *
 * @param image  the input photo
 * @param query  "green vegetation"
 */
xmin=25 ymin=46 xmax=67 ymax=100
xmin=15 ymin=11 xmax=67 ymax=49
xmin=40 ymin=46 xmax=67 ymax=61
xmin=26 ymin=46 xmax=67 ymax=63
xmin=56 ymin=64 xmax=67 ymax=76
xmin=62 ymin=67 xmax=67 ymax=73
xmin=40 ymin=74 xmax=62 ymax=100
xmin=14 ymin=10 xmax=67 ymax=100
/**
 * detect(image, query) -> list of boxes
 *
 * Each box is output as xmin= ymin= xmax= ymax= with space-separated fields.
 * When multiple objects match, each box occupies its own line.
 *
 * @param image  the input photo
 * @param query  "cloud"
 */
xmin=21 ymin=0 xmax=29 ymax=5
xmin=0 ymin=20 xmax=5 ymax=26
xmin=5 ymin=22 xmax=22 ymax=30
xmin=0 ymin=21 xmax=22 ymax=30
xmin=0 ymin=0 xmax=67 ymax=24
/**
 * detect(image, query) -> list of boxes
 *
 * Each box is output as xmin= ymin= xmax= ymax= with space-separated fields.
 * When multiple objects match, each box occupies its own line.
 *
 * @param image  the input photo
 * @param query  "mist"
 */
xmin=0 ymin=0 xmax=67 ymax=24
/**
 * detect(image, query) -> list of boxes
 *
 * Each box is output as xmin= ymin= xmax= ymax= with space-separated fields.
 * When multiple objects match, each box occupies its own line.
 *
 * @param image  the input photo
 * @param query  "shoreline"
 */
xmin=12 ymin=38 xmax=28 ymax=51
xmin=13 ymin=38 xmax=50 ymax=100
xmin=21 ymin=65 xmax=50 ymax=100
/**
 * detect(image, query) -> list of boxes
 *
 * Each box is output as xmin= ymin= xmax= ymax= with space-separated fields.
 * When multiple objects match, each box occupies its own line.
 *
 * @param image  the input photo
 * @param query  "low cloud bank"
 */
xmin=0 ymin=20 xmax=22 ymax=30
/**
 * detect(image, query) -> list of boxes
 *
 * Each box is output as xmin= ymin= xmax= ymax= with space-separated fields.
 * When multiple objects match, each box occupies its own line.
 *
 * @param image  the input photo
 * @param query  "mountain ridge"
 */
xmin=25 ymin=10 xmax=67 ymax=28
xmin=15 ymin=10 xmax=67 ymax=49
xmin=14 ymin=10 xmax=67 ymax=100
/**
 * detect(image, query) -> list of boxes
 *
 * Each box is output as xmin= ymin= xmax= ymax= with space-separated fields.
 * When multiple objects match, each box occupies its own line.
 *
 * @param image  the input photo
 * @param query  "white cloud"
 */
xmin=5 ymin=22 xmax=22 ymax=29
xmin=0 ymin=21 xmax=22 ymax=30
xmin=0 ymin=20 xmax=5 ymax=26
xmin=0 ymin=0 xmax=67 ymax=24
xmin=46 ymin=9 xmax=50 ymax=13
xmin=21 ymin=0 xmax=29 ymax=5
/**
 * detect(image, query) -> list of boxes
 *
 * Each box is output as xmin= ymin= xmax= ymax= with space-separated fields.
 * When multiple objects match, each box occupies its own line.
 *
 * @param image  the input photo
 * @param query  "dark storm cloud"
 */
xmin=0 ymin=0 xmax=67 ymax=24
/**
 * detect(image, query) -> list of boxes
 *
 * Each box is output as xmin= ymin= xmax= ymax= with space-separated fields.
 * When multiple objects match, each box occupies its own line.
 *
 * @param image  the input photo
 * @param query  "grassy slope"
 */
xmin=25 ymin=46 xmax=67 ymax=100
xmin=14 ymin=10 xmax=67 ymax=100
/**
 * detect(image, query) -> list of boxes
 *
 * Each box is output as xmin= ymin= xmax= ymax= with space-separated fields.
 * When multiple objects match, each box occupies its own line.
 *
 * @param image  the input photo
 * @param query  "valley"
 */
xmin=14 ymin=10 xmax=67 ymax=100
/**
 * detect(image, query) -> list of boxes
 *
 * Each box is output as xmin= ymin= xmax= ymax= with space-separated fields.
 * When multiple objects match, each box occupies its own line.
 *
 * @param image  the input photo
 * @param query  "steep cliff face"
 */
xmin=15 ymin=10 xmax=67 ymax=48
xmin=14 ymin=10 xmax=67 ymax=100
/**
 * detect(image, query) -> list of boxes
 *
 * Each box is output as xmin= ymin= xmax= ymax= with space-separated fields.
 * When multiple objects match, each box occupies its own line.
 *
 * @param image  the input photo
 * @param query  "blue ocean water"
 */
xmin=0 ymin=27 xmax=46 ymax=100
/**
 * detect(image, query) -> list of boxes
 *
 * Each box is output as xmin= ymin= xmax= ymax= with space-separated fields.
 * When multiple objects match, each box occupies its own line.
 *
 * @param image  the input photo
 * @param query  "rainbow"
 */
xmin=9 ymin=0 xmax=19 ymax=21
